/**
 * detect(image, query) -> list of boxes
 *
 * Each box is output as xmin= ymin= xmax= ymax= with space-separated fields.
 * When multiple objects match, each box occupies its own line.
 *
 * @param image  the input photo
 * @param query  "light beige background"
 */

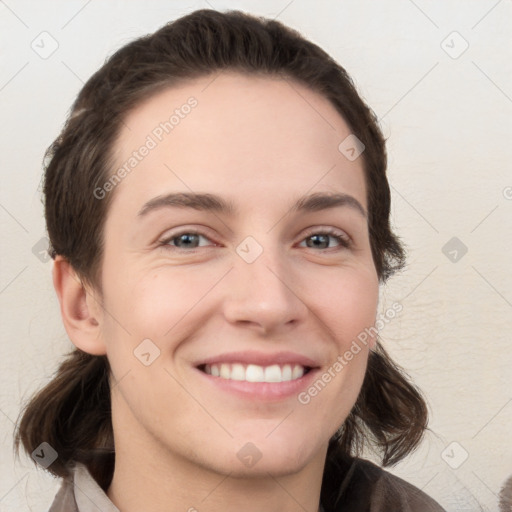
xmin=1 ymin=1 xmax=511 ymax=510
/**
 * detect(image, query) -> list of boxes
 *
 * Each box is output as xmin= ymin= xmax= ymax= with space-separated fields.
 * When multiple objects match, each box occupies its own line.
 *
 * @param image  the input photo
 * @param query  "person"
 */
xmin=15 ymin=9 xmax=446 ymax=512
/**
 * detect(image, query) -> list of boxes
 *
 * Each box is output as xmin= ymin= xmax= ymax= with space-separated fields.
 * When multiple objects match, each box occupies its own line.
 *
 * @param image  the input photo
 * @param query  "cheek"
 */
xmin=310 ymin=265 xmax=379 ymax=344
xmin=97 ymin=263 xmax=229 ymax=392
xmin=306 ymin=266 xmax=377 ymax=387
xmin=293 ymin=264 xmax=378 ymax=414
xmin=102 ymin=262 xmax=214 ymax=338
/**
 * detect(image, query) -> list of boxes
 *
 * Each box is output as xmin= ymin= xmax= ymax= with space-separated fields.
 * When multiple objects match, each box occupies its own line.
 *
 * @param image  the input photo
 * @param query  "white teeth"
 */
xmin=292 ymin=364 xmax=304 ymax=380
xmin=264 ymin=364 xmax=282 ymax=382
xmin=246 ymin=364 xmax=264 ymax=382
xmin=281 ymin=364 xmax=292 ymax=381
xmin=202 ymin=363 xmax=307 ymax=383
xmin=220 ymin=363 xmax=230 ymax=379
xmin=231 ymin=363 xmax=245 ymax=381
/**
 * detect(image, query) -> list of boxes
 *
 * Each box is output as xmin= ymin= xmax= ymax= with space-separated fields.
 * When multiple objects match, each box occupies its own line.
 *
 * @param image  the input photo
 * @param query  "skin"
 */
xmin=53 ymin=72 xmax=379 ymax=512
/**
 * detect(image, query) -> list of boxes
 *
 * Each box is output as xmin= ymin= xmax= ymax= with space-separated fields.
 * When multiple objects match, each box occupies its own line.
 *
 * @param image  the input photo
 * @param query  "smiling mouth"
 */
xmin=197 ymin=363 xmax=312 ymax=383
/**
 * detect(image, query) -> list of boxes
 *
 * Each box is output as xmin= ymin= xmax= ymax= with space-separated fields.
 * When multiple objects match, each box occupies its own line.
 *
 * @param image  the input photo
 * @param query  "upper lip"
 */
xmin=194 ymin=350 xmax=321 ymax=369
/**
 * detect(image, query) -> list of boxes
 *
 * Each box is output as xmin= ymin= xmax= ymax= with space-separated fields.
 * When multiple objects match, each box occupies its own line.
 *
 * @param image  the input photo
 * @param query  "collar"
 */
xmin=72 ymin=463 xmax=120 ymax=512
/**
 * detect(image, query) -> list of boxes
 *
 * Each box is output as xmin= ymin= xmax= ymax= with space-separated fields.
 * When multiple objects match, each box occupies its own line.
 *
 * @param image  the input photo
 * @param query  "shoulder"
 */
xmin=327 ymin=456 xmax=446 ymax=512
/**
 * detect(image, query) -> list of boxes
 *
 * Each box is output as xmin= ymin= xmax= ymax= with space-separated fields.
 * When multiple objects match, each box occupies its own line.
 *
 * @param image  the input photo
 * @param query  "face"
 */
xmin=94 ymin=72 xmax=379 ymax=477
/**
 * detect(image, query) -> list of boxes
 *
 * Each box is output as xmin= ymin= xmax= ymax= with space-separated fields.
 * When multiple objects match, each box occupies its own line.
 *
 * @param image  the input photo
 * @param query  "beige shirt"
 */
xmin=49 ymin=463 xmax=119 ymax=512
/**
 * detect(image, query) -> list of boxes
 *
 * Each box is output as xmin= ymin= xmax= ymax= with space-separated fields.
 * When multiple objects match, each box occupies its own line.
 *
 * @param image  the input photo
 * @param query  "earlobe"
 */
xmin=52 ymin=255 xmax=106 ymax=355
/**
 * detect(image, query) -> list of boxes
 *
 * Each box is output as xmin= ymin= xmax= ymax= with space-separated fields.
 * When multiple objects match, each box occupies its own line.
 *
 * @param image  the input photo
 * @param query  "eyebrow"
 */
xmin=137 ymin=191 xmax=367 ymax=219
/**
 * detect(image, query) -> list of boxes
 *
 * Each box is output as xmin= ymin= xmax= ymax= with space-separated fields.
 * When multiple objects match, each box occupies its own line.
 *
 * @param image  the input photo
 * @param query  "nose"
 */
xmin=221 ymin=244 xmax=309 ymax=336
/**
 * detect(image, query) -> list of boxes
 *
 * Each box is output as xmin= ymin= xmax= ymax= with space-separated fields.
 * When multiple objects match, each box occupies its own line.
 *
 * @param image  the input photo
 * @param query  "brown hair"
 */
xmin=15 ymin=8 xmax=428 ymax=502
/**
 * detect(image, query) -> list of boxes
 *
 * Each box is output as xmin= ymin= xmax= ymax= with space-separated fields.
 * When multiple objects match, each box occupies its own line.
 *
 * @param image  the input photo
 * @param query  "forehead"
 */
xmin=109 ymin=72 xmax=367 ymax=215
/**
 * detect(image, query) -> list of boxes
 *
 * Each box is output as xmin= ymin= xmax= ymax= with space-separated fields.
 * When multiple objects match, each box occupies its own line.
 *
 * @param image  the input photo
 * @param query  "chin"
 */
xmin=217 ymin=453 xmax=316 ymax=480
xmin=205 ymin=434 xmax=322 ymax=479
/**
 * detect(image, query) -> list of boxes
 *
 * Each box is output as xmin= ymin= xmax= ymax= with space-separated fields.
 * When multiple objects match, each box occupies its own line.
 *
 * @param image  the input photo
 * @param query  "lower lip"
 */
xmin=194 ymin=367 xmax=320 ymax=401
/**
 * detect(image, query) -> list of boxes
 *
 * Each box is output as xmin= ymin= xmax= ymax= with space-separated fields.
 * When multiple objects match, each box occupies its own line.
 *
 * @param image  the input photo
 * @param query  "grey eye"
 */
xmin=170 ymin=233 xmax=207 ymax=248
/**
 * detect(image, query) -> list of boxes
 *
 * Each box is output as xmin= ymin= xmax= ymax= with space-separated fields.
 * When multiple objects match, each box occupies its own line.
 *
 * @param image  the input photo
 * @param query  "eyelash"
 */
xmin=158 ymin=227 xmax=352 ymax=253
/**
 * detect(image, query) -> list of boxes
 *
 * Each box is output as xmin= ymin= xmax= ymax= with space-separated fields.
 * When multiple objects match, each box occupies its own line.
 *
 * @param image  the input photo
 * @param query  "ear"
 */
xmin=52 ymin=255 xmax=107 ymax=355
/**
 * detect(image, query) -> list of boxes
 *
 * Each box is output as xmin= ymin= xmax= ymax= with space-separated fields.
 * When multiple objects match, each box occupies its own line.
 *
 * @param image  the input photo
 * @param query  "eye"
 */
xmin=298 ymin=229 xmax=351 ymax=250
xmin=160 ymin=231 xmax=214 ymax=250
